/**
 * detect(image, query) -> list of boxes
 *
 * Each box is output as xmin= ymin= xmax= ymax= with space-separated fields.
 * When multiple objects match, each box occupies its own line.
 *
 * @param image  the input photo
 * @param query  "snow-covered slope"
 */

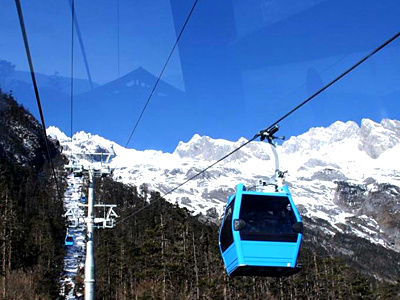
xmin=59 ymin=175 xmax=85 ymax=299
xmin=48 ymin=118 xmax=400 ymax=258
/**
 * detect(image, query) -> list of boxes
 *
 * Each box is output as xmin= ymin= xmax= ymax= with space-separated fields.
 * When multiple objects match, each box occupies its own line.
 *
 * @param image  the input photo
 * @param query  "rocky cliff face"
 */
xmin=0 ymin=92 xmax=61 ymax=169
xmin=282 ymin=120 xmax=360 ymax=154
xmin=334 ymin=181 xmax=400 ymax=250
xmin=282 ymin=118 xmax=400 ymax=160
xmin=358 ymin=118 xmax=400 ymax=159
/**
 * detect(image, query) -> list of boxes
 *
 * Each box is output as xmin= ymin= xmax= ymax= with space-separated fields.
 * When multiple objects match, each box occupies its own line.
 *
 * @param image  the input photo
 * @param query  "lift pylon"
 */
xmin=64 ymin=150 xmax=118 ymax=300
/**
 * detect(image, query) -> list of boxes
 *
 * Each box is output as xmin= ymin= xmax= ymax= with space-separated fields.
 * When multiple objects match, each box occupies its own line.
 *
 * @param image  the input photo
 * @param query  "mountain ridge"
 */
xmin=48 ymin=117 xmax=400 ymax=280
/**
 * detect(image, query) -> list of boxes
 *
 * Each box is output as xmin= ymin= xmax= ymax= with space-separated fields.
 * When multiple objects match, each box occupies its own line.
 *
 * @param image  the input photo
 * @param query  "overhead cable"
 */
xmin=14 ymin=0 xmax=62 ymax=199
xmin=258 ymin=30 xmax=400 ymax=136
xmin=118 ymin=136 xmax=256 ymax=224
xmin=125 ymin=0 xmax=199 ymax=147
xmin=117 ymin=0 xmax=120 ymax=78
xmin=67 ymin=0 xmax=94 ymax=90
xmin=70 ymin=0 xmax=75 ymax=140
xmin=277 ymin=54 xmax=348 ymax=104
xmin=118 ymin=29 xmax=400 ymax=224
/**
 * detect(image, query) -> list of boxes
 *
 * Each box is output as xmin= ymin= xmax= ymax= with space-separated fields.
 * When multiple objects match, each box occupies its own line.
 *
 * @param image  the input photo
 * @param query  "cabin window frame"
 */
xmin=220 ymin=199 xmax=235 ymax=252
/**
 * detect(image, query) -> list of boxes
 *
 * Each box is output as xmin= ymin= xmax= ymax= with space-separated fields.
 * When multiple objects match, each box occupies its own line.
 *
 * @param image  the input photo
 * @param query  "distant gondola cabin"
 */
xmin=65 ymin=235 xmax=74 ymax=246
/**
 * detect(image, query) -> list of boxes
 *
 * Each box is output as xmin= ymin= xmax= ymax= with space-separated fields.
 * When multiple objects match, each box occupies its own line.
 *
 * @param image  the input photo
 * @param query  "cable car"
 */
xmin=65 ymin=233 xmax=74 ymax=246
xmin=219 ymin=126 xmax=303 ymax=277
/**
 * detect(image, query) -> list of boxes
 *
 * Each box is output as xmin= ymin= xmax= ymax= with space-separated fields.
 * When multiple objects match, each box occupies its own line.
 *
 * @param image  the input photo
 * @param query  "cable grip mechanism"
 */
xmin=256 ymin=124 xmax=288 ymax=191
xmin=258 ymin=125 xmax=285 ymax=143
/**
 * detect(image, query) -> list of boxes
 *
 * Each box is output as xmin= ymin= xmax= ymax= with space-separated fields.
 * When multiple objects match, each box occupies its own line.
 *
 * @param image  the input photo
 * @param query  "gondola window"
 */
xmin=220 ymin=200 xmax=235 ymax=252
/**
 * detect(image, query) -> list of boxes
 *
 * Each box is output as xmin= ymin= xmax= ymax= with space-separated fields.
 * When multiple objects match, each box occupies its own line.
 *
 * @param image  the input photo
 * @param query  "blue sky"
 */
xmin=1 ymin=0 xmax=400 ymax=152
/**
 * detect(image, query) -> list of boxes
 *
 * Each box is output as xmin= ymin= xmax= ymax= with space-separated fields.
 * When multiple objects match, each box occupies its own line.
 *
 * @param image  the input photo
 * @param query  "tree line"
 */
xmin=92 ymin=177 xmax=400 ymax=300
xmin=0 ymin=91 xmax=399 ymax=299
xmin=0 ymin=91 xmax=67 ymax=299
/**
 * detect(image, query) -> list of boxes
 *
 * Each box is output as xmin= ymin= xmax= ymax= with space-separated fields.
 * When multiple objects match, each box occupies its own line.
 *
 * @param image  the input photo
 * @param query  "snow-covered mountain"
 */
xmin=48 ymin=118 xmax=400 ymax=280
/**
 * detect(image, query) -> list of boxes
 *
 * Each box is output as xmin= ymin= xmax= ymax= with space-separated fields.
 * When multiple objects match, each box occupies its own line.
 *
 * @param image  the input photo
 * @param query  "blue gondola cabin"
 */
xmin=65 ymin=235 xmax=74 ymax=246
xmin=219 ymin=183 xmax=303 ymax=277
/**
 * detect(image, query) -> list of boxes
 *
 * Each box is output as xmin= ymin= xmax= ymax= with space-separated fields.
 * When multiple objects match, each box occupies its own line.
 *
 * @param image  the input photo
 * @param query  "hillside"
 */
xmin=1 ymin=89 xmax=398 ymax=298
xmin=49 ymin=117 xmax=400 ymax=284
xmin=0 ymin=91 xmax=67 ymax=299
xmin=92 ymin=177 xmax=400 ymax=299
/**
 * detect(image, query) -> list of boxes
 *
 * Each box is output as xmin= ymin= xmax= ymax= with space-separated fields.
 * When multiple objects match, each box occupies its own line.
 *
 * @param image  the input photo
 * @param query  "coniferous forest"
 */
xmin=0 ymin=91 xmax=67 ymax=299
xmin=92 ymin=178 xmax=400 ymax=300
xmin=1 ymin=91 xmax=400 ymax=299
